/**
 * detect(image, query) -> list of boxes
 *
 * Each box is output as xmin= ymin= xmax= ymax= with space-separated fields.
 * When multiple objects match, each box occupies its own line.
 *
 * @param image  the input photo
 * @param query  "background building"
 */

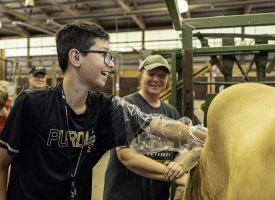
xmin=1 ymin=1 xmax=275 ymax=199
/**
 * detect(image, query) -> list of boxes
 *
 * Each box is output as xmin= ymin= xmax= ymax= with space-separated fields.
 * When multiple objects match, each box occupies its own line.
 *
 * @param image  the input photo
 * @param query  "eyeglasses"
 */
xmin=79 ymin=50 xmax=114 ymax=65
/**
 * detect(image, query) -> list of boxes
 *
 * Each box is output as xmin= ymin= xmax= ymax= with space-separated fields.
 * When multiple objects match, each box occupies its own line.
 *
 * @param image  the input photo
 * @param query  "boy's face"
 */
xmin=79 ymin=38 xmax=114 ymax=89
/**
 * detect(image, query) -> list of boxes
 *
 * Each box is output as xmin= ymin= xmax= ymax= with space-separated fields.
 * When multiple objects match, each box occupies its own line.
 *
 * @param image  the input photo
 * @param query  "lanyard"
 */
xmin=62 ymin=89 xmax=89 ymax=200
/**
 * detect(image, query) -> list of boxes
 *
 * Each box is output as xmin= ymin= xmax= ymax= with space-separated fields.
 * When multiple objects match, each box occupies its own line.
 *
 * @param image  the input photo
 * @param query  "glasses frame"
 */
xmin=79 ymin=50 xmax=114 ymax=65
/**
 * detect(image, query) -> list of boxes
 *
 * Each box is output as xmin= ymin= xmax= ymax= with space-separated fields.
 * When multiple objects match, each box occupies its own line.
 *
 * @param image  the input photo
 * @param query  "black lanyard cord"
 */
xmin=62 ymin=89 xmax=89 ymax=200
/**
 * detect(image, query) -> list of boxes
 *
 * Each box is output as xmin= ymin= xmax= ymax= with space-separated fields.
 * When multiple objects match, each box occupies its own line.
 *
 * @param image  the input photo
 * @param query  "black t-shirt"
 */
xmin=0 ymin=84 xmax=148 ymax=200
xmin=104 ymin=92 xmax=181 ymax=200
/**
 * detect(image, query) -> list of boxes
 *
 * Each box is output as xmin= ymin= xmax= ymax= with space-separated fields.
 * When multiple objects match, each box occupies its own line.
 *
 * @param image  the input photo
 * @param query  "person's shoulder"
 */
xmin=161 ymin=100 xmax=177 ymax=110
xmin=90 ymin=90 xmax=112 ymax=98
xmin=24 ymin=86 xmax=56 ymax=97
xmin=89 ymin=91 xmax=114 ymax=104
xmin=123 ymin=92 xmax=139 ymax=102
xmin=15 ymin=86 xmax=57 ymax=104
xmin=161 ymin=101 xmax=181 ymax=118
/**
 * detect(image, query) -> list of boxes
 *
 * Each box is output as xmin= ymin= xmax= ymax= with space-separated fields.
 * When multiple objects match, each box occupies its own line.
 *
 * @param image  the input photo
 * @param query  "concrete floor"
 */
xmin=92 ymin=151 xmax=110 ymax=200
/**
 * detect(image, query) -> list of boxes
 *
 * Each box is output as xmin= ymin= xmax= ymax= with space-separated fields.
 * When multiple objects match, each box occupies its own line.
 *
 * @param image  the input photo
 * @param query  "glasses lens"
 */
xmin=105 ymin=52 xmax=113 ymax=64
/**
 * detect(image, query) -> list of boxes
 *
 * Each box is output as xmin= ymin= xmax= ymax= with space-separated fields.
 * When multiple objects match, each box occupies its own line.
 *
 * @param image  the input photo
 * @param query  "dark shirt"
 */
xmin=104 ymin=92 xmax=181 ymax=200
xmin=0 ymin=85 xmax=148 ymax=200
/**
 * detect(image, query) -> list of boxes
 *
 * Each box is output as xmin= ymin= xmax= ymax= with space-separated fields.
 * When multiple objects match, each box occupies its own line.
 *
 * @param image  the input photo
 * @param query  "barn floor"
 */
xmin=92 ymin=151 xmax=110 ymax=200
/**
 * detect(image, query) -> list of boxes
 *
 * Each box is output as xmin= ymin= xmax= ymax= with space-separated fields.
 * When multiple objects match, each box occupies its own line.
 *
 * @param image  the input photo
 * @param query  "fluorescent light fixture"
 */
xmin=46 ymin=19 xmax=63 ymax=28
xmin=12 ymin=21 xmax=55 ymax=35
xmin=25 ymin=0 xmax=34 ymax=7
xmin=177 ymin=0 xmax=189 ymax=13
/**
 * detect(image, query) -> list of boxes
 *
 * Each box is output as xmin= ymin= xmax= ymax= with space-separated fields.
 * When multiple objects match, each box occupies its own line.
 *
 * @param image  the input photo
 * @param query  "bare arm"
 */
xmin=174 ymin=153 xmax=187 ymax=164
xmin=149 ymin=117 xmax=206 ymax=144
xmin=0 ymin=148 xmax=12 ymax=200
xmin=164 ymin=153 xmax=189 ymax=178
xmin=116 ymin=148 xmax=184 ymax=183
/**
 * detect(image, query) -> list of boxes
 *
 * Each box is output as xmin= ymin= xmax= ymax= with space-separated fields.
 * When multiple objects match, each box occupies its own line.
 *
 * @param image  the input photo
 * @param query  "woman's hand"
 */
xmin=173 ymin=172 xmax=189 ymax=185
xmin=164 ymin=161 xmax=184 ymax=180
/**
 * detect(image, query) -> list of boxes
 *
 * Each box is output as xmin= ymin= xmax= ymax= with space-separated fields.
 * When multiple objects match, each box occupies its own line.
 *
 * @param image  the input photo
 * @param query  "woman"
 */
xmin=104 ymin=55 xmax=186 ymax=200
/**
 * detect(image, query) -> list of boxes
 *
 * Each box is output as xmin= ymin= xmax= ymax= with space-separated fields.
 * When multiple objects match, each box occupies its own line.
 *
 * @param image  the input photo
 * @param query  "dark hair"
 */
xmin=55 ymin=21 xmax=110 ymax=72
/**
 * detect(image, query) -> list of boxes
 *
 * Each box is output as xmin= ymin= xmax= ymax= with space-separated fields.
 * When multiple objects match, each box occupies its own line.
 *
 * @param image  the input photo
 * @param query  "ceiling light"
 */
xmin=177 ymin=0 xmax=189 ymax=13
xmin=25 ymin=0 xmax=34 ymax=7
xmin=12 ymin=21 xmax=54 ymax=35
xmin=46 ymin=19 xmax=63 ymax=28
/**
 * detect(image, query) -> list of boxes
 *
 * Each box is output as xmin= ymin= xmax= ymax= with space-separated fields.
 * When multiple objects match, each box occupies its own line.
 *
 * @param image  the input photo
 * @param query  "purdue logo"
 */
xmin=47 ymin=129 xmax=96 ymax=152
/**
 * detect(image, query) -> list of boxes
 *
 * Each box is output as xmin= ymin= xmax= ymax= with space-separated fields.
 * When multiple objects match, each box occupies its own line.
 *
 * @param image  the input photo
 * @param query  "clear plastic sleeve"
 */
xmin=111 ymin=96 xmax=206 ymax=154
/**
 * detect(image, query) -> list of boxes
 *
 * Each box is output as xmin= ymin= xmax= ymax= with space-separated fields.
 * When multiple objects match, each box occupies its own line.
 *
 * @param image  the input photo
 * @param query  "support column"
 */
xmin=181 ymin=25 xmax=193 ymax=119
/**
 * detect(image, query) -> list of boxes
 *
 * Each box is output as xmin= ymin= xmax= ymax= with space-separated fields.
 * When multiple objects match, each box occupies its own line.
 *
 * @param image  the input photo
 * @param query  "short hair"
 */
xmin=55 ymin=21 xmax=110 ymax=72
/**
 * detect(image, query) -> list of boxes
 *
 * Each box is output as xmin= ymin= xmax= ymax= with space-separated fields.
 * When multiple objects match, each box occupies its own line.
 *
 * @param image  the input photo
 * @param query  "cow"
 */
xmin=184 ymin=82 xmax=275 ymax=200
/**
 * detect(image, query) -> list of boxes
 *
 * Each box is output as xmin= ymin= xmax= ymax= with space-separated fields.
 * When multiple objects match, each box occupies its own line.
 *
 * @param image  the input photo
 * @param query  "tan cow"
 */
xmin=184 ymin=82 xmax=275 ymax=200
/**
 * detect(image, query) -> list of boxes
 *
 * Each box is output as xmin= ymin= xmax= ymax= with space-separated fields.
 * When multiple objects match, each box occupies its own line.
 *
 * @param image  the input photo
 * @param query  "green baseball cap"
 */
xmin=139 ymin=55 xmax=171 ymax=72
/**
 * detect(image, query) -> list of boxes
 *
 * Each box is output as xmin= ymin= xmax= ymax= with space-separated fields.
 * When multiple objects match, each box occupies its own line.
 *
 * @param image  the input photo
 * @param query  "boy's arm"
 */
xmin=149 ymin=117 xmax=206 ymax=144
xmin=116 ymin=147 xmax=184 ymax=182
xmin=0 ymin=148 xmax=12 ymax=200
xmin=111 ymin=97 xmax=206 ymax=145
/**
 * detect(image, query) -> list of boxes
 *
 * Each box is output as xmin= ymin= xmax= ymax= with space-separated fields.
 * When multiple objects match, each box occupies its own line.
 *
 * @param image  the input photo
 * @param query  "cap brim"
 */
xmin=142 ymin=63 xmax=170 ymax=72
xmin=32 ymin=70 xmax=46 ymax=75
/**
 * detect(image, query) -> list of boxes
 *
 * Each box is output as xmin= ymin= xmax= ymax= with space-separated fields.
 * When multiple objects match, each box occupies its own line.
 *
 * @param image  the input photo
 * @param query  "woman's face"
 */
xmin=140 ymin=66 xmax=170 ymax=96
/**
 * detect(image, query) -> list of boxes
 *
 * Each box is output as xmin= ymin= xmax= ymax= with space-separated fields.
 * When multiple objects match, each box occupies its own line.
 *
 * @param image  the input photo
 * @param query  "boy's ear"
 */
xmin=68 ymin=49 xmax=81 ymax=67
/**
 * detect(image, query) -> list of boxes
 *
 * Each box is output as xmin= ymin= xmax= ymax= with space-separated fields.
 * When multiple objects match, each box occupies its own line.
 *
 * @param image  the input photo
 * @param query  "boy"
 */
xmin=0 ymin=22 xmax=205 ymax=200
